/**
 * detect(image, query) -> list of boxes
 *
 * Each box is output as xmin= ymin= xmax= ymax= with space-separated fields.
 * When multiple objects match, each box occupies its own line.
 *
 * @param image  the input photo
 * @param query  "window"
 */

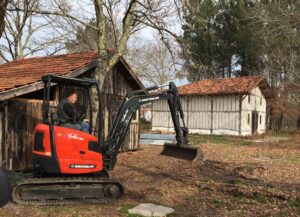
xmin=132 ymin=110 xmax=139 ymax=121
xmin=260 ymin=97 xmax=262 ymax=105
xmin=248 ymin=114 xmax=250 ymax=125
xmin=248 ymin=95 xmax=251 ymax=103
xmin=260 ymin=115 xmax=262 ymax=124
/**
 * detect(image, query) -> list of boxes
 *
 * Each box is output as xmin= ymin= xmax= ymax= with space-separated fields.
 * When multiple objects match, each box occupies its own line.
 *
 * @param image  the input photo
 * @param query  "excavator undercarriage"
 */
xmin=12 ymin=177 xmax=123 ymax=205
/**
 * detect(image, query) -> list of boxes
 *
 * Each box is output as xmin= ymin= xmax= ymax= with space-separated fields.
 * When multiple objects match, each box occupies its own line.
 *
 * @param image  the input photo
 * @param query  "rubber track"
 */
xmin=12 ymin=177 xmax=123 ymax=205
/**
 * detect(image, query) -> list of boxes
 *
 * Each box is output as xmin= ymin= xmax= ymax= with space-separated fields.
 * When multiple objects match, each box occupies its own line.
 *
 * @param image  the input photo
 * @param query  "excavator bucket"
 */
xmin=160 ymin=143 xmax=204 ymax=161
xmin=0 ymin=169 xmax=12 ymax=208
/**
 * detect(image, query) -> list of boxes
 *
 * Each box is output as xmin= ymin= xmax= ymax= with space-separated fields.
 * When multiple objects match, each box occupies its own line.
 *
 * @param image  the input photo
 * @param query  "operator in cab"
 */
xmin=57 ymin=90 xmax=89 ymax=133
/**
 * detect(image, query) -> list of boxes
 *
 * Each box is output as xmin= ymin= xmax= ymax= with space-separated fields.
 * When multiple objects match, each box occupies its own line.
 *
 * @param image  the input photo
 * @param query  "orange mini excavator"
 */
xmin=0 ymin=75 xmax=202 ymax=206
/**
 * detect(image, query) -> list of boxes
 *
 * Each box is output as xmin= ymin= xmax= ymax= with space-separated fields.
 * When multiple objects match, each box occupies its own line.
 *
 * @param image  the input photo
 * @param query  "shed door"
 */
xmin=252 ymin=111 xmax=258 ymax=134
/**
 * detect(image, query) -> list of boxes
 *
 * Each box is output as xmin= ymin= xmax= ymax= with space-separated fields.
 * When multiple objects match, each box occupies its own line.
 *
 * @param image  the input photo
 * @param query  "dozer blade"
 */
xmin=0 ymin=169 xmax=12 ymax=208
xmin=160 ymin=143 xmax=204 ymax=161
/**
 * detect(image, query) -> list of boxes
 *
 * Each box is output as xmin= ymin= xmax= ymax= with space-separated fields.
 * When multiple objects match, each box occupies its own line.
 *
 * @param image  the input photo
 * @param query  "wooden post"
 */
xmin=4 ymin=104 xmax=9 ymax=169
xmin=210 ymin=96 xmax=213 ymax=134
xmin=186 ymin=96 xmax=189 ymax=129
xmin=54 ymin=86 xmax=60 ymax=105
xmin=104 ymin=106 xmax=109 ymax=139
xmin=239 ymin=95 xmax=247 ymax=135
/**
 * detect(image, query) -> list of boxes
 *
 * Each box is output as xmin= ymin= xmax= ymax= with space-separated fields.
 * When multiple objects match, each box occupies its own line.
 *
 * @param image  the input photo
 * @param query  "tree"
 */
xmin=90 ymin=0 xmax=184 ymax=91
xmin=249 ymin=0 xmax=300 ymax=131
xmin=181 ymin=0 xmax=218 ymax=81
xmin=65 ymin=20 xmax=119 ymax=53
xmin=232 ymin=0 xmax=264 ymax=76
xmin=181 ymin=0 xmax=263 ymax=81
xmin=1 ymin=0 xmax=65 ymax=62
xmin=0 ymin=0 xmax=8 ymax=37
xmin=126 ymin=33 xmax=179 ymax=85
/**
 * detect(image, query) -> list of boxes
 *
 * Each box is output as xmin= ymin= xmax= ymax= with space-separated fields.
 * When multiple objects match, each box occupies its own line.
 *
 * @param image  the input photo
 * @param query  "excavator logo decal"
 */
xmin=70 ymin=164 xmax=96 ymax=169
xmin=67 ymin=134 xmax=84 ymax=141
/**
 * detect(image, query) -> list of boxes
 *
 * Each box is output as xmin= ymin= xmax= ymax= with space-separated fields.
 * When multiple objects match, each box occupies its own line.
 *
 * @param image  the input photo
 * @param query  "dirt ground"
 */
xmin=0 ymin=134 xmax=299 ymax=217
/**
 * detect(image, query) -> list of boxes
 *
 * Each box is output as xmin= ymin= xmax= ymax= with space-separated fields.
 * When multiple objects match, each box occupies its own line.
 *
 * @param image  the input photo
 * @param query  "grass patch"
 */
xmin=282 ymin=156 xmax=300 ymax=164
xmin=211 ymin=199 xmax=225 ymax=208
xmin=211 ymin=198 xmax=232 ymax=210
xmin=189 ymin=134 xmax=254 ymax=146
xmin=289 ymin=200 xmax=300 ymax=211
xmin=40 ymin=206 xmax=69 ymax=215
xmin=227 ymin=178 xmax=243 ymax=185
xmin=184 ymin=195 xmax=194 ymax=202
xmin=253 ymin=193 xmax=268 ymax=204
xmin=267 ymin=131 xmax=294 ymax=138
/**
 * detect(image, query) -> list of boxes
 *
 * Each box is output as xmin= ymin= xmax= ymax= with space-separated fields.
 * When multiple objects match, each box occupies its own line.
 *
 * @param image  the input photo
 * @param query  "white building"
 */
xmin=152 ymin=76 xmax=270 ymax=136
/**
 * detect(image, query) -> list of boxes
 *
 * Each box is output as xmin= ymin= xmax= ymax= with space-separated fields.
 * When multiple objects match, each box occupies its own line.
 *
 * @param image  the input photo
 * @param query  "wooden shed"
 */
xmin=0 ymin=51 xmax=144 ymax=171
xmin=152 ymin=76 xmax=270 ymax=136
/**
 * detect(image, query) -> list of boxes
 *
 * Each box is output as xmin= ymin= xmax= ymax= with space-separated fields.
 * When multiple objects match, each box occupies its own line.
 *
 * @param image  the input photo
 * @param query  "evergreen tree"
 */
xmin=232 ymin=0 xmax=263 ymax=76
xmin=182 ymin=0 xmax=218 ymax=81
xmin=181 ymin=0 xmax=263 ymax=81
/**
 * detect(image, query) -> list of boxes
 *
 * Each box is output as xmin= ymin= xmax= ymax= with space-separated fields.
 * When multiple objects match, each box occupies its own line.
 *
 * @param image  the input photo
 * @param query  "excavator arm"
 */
xmin=101 ymin=82 xmax=201 ymax=170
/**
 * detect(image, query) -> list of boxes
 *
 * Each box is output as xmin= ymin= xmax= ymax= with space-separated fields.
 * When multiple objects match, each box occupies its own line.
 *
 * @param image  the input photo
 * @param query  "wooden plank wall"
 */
xmin=0 ymin=99 xmax=43 ymax=170
xmin=152 ymin=95 xmax=241 ymax=135
xmin=100 ymin=67 xmax=140 ymax=151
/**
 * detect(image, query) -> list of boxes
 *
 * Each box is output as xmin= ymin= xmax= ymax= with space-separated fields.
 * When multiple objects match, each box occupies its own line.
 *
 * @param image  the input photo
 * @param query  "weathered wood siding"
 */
xmin=212 ymin=95 xmax=240 ymax=135
xmin=100 ymin=66 xmax=140 ymax=151
xmin=152 ymin=94 xmax=254 ymax=135
xmin=0 ymin=99 xmax=43 ymax=170
xmin=120 ymin=114 xmax=140 ymax=151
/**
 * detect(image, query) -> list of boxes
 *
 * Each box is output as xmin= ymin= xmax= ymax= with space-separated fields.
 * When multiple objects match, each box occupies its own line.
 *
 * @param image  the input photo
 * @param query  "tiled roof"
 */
xmin=0 ymin=51 xmax=100 ymax=92
xmin=179 ymin=76 xmax=268 ymax=96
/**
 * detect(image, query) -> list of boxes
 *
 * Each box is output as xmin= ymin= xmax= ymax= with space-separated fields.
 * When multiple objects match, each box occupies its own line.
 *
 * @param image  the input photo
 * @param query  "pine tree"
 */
xmin=181 ymin=0 xmax=263 ymax=81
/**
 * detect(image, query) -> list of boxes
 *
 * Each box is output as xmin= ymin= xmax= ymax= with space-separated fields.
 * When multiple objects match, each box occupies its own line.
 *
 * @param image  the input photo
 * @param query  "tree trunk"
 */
xmin=0 ymin=0 xmax=8 ymax=38
xmin=228 ymin=56 xmax=232 ymax=78
xmin=91 ymin=0 xmax=136 ymax=140
xmin=240 ymin=54 xmax=246 ymax=76
xmin=277 ymin=113 xmax=283 ymax=131
xmin=92 ymin=0 xmax=107 ymax=140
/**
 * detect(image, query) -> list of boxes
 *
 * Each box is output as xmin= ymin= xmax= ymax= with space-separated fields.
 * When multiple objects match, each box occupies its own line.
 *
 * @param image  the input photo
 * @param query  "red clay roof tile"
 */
xmin=0 ymin=51 xmax=99 ymax=92
xmin=178 ymin=76 xmax=267 ymax=95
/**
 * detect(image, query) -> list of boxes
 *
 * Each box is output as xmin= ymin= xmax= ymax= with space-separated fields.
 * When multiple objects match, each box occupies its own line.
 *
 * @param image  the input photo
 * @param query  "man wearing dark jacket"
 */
xmin=57 ymin=90 xmax=89 ymax=133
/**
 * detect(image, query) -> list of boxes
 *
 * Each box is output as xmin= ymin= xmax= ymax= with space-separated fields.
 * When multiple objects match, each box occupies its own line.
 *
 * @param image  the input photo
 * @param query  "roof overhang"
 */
xmin=0 ymin=60 xmax=97 ymax=101
xmin=0 ymin=58 xmax=144 ymax=101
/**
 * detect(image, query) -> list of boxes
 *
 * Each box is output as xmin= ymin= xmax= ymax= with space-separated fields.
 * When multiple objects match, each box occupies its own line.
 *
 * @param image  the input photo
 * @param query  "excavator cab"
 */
xmin=32 ymin=75 xmax=104 ymax=175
